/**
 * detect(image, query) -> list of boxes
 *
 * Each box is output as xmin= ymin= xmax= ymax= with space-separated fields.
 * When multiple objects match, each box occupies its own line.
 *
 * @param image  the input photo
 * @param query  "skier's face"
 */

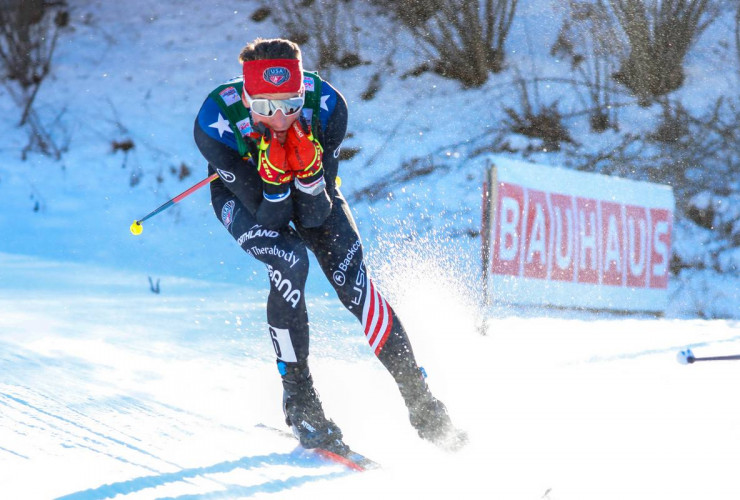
xmin=244 ymin=91 xmax=302 ymax=144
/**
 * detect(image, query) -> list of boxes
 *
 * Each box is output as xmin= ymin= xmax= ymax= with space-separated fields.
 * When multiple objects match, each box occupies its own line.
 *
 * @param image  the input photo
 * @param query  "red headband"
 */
xmin=242 ymin=58 xmax=302 ymax=95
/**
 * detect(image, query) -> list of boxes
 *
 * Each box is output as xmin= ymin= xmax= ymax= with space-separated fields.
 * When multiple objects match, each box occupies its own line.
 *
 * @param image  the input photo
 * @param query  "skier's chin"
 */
xmin=273 ymin=130 xmax=288 ymax=143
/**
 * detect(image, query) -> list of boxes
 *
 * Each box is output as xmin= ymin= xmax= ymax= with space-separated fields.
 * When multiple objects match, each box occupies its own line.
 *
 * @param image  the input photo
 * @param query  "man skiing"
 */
xmin=193 ymin=37 xmax=466 ymax=454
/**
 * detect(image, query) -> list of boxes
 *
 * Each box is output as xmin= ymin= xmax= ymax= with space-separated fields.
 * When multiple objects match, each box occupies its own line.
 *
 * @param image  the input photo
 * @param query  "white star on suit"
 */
xmin=320 ymin=95 xmax=330 ymax=111
xmin=209 ymin=113 xmax=232 ymax=138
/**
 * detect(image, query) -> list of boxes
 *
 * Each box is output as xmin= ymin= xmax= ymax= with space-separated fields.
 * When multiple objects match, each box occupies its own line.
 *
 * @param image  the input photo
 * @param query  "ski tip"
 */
xmin=314 ymin=448 xmax=380 ymax=472
xmin=315 ymin=449 xmax=364 ymax=471
xmin=257 ymin=423 xmax=380 ymax=472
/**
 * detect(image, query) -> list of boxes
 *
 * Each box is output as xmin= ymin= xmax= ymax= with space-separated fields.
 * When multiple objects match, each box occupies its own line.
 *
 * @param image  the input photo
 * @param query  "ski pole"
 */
xmin=130 ymin=172 xmax=219 ymax=235
xmin=677 ymin=348 xmax=740 ymax=364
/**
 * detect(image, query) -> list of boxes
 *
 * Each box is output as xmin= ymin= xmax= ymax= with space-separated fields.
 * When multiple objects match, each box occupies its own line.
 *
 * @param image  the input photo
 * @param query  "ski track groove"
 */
xmin=1 ymin=390 xmax=183 ymax=471
xmin=54 ymin=452 xmax=342 ymax=500
xmin=152 ymin=471 xmax=352 ymax=500
xmin=42 ymin=394 xmax=152 ymax=447
xmin=0 ymin=445 xmax=29 ymax=460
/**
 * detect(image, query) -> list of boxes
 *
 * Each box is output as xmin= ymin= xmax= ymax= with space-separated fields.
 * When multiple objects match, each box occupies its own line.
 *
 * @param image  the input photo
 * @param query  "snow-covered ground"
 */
xmin=2 ymin=252 xmax=740 ymax=500
xmin=1 ymin=0 xmax=739 ymax=498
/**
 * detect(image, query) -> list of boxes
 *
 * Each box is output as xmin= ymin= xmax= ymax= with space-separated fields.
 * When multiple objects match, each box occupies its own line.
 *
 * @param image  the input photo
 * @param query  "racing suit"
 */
xmin=193 ymin=75 xmax=430 ymax=411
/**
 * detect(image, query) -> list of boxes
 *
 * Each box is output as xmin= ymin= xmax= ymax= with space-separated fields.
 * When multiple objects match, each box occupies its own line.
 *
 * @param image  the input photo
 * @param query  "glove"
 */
xmin=256 ymin=126 xmax=293 ymax=186
xmin=285 ymin=117 xmax=324 ymax=181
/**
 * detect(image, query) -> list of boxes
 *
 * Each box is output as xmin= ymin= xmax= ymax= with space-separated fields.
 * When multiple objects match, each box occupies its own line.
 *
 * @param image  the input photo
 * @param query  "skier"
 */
xmin=193 ymin=37 xmax=465 ymax=453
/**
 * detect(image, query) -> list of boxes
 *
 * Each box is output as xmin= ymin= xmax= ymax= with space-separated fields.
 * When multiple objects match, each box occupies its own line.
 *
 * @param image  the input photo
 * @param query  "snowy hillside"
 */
xmin=1 ymin=0 xmax=740 ymax=498
xmin=0 ymin=0 xmax=737 ymax=316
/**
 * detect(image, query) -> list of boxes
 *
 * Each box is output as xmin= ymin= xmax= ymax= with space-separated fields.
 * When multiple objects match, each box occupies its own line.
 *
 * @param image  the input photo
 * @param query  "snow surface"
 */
xmin=1 ymin=0 xmax=739 ymax=499
xmin=3 ymin=252 xmax=740 ymax=500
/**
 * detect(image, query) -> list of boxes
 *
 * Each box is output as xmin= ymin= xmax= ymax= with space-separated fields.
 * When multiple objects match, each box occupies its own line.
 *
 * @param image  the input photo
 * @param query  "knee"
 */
xmin=261 ymin=244 xmax=309 ymax=287
xmin=331 ymin=254 xmax=366 ymax=308
xmin=266 ymin=261 xmax=306 ymax=309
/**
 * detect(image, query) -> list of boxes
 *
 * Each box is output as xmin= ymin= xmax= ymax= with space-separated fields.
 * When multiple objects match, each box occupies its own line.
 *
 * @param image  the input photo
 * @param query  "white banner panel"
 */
xmin=481 ymin=156 xmax=675 ymax=313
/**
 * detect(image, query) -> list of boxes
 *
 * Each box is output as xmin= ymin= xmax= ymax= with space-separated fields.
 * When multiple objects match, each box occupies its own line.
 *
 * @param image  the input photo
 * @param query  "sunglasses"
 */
xmin=242 ymin=87 xmax=304 ymax=118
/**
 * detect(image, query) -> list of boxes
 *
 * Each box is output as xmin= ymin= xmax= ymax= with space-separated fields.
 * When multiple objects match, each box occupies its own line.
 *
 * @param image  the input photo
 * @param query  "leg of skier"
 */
xmin=300 ymin=192 xmax=467 ymax=449
xmin=210 ymin=178 xmax=347 ymax=453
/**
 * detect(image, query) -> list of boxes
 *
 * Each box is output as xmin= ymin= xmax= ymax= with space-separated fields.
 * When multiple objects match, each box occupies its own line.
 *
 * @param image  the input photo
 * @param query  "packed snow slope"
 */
xmin=0 ymin=254 xmax=740 ymax=499
xmin=1 ymin=0 xmax=740 ymax=499
xmin=2 ymin=252 xmax=740 ymax=500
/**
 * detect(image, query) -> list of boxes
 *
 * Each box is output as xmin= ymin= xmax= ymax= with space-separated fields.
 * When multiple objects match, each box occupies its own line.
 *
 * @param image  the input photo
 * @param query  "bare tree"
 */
xmin=265 ymin=0 xmax=364 ymax=72
xmin=608 ymin=0 xmax=718 ymax=105
xmin=503 ymin=74 xmax=574 ymax=152
xmin=387 ymin=0 xmax=519 ymax=87
xmin=552 ymin=1 xmax=625 ymax=132
xmin=0 ymin=0 xmax=69 ymax=159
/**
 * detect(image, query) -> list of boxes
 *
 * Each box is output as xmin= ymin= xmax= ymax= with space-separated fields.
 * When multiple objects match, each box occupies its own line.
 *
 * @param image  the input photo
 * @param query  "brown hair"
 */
xmin=239 ymin=38 xmax=302 ymax=63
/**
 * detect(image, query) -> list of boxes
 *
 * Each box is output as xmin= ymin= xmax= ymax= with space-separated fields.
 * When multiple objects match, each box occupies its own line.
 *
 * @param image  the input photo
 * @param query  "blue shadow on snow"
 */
xmin=56 ymin=451 xmax=352 ymax=500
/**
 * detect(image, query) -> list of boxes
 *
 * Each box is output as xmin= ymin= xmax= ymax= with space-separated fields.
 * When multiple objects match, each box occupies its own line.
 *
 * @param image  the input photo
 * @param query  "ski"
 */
xmin=255 ymin=423 xmax=380 ymax=472
xmin=313 ymin=447 xmax=378 ymax=472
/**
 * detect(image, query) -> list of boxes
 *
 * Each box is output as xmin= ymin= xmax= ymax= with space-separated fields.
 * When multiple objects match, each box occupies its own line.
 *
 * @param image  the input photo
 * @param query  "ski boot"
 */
xmin=400 ymin=368 xmax=469 ymax=451
xmin=279 ymin=361 xmax=349 ymax=455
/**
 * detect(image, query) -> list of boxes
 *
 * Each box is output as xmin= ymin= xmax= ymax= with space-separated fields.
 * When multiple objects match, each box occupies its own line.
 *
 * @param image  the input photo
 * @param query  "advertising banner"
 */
xmin=481 ymin=157 xmax=674 ymax=313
